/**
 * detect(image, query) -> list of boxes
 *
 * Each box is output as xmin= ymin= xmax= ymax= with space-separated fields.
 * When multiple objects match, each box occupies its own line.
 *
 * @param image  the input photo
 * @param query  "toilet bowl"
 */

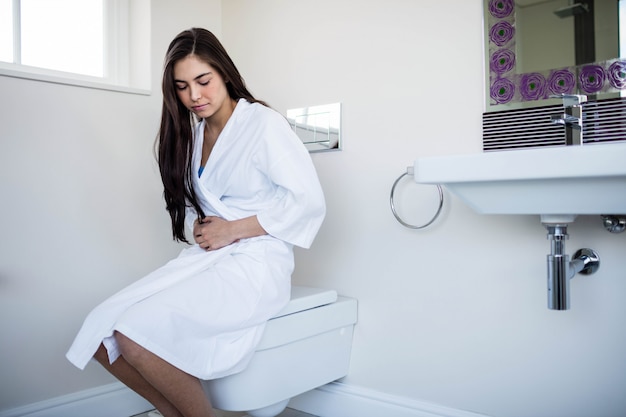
xmin=202 ymin=285 xmax=358 ymax=417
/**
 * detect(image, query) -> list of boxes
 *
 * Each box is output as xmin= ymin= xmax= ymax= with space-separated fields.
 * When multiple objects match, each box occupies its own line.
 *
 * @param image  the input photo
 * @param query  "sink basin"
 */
xmin=413 ymin=143 xmax=626 ymax=220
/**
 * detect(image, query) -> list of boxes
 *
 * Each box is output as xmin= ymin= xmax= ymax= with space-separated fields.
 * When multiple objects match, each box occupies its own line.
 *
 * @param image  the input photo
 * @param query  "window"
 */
xmin=0 ymin=1 xmax=13 ymax=63
xmin=0 ymin=0 xmax=150 ymax=94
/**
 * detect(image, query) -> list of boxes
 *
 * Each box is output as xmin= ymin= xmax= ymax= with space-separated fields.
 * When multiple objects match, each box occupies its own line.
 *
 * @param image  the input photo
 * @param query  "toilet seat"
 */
xmin=273 ymin=286 xmax=338 ymax=318
xmin=256 ymin=286 xmax=354 ymax=351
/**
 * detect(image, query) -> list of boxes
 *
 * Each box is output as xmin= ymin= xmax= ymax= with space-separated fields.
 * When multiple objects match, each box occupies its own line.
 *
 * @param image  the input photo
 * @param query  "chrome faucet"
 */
xmin=550 ymin=94 xmax=587 ymax=145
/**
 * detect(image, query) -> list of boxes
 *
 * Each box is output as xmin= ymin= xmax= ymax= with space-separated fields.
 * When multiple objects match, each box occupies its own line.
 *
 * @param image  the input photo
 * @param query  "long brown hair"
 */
xmin=156 ymin=28 xmax=265 ymax=243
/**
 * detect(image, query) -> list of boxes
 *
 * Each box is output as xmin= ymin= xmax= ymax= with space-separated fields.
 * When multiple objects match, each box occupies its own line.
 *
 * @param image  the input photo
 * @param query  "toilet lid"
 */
xmin=272 ymin=286 xmax=338 ymax=318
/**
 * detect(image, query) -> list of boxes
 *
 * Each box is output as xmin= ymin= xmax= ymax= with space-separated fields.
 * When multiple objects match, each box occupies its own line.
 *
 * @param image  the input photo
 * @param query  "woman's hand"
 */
xmin=193 ymin=215 xmax=267 ymax=251
xmin=193 ymin=216 xmax=235 ymax=251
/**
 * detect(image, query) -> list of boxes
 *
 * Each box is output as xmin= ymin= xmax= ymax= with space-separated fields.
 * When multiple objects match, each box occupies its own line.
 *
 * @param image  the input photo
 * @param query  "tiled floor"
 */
xmin=134 ymin=408 xmax=316 ymax=417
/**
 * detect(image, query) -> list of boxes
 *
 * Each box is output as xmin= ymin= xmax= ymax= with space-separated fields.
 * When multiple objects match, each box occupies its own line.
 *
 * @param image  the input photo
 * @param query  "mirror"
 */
xmin=485 ymin=0 xmax=625 ymax=112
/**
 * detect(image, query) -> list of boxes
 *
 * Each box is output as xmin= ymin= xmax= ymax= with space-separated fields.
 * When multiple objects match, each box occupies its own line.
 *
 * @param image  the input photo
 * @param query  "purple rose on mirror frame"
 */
xmin=489 ymin=21 xmax=515 ymax=47
xmin=488 ymin=0 xmax=514 ymax=18
xmin=520 ymin=73 xmax=547 ymax=101
xmin=547 ymin=69 xmax=576 ymax=95
xmin=579 ymin=65 xmax=606 ymax=93
xmin=490 ymin=77 xmax=516 ymax=104
xmin=608 ymin=61 xmax=626 ymax=90
xmin=490 ymin=49 xmax=516 ymax=75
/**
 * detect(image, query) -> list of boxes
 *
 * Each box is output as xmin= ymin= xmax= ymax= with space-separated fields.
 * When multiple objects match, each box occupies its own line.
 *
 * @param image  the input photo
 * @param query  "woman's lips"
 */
xmin=192 ymin=103 xmax=208 ymax=112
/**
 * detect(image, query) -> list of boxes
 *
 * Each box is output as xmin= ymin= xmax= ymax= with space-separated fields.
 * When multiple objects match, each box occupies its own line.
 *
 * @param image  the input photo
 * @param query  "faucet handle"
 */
xmin=551 ymin=113 xmax=582 ymax=129
xmin=549 ymin=94 xmax=587 ymax=106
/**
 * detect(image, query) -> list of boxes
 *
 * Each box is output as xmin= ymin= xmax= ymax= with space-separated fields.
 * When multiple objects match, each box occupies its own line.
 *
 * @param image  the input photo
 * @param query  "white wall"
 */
xmin=221 ymin=1 xmax=626 ymax=417
xmin=0 ymin=0 xmax=221 ymax=412
xmin=2 ymin=1 xmax=626 ymax=417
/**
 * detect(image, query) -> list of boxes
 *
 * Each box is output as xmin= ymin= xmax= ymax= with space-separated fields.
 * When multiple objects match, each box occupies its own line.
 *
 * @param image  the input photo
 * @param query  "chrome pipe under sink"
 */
xmin=545 ymin=224 xmax=600 ymax=310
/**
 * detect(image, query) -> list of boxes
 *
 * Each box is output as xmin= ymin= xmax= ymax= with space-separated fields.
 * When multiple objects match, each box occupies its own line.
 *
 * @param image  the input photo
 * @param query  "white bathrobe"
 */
xmin=66 ymin=99 xmax=326 ymax=380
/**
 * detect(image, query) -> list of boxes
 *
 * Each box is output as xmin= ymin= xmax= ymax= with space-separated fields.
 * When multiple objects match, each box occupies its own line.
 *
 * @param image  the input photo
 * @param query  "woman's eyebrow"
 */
xmin=174 ymin=72 xmax=212 ymax=83
xmin=195 ymin=72 xmax=212 ymax=80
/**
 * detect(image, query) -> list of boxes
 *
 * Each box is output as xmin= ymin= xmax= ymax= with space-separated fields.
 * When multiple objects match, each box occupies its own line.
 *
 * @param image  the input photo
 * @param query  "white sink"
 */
xmin=413 ymin=143 xmax=626 ymax=222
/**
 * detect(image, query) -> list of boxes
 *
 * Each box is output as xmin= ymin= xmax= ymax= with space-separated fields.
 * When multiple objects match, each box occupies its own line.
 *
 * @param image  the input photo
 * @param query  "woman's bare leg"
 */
xmin=94 ymin=344 xmax=184 ymax=417
xmin=113 ymin=331 xmax=216 ymax=417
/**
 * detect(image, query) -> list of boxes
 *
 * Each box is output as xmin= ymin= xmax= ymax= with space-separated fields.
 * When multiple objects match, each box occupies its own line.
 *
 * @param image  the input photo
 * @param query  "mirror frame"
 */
xmin=486 ymin=0 xmax=626 ymax=111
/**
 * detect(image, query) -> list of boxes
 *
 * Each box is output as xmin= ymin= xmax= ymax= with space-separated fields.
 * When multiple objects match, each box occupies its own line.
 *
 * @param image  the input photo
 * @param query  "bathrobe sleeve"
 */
xmin=255 ymin=109 xmax=326 ymax=249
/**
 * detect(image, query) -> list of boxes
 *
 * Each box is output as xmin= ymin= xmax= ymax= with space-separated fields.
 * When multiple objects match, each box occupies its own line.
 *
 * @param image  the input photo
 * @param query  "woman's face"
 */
xmin=173 ymin=54 xmax=231 ymax=120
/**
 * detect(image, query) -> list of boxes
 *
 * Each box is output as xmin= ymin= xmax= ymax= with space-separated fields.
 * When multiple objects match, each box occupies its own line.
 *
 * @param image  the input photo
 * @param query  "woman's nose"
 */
xmin=189 ymin=85 xmax=202 ymax=101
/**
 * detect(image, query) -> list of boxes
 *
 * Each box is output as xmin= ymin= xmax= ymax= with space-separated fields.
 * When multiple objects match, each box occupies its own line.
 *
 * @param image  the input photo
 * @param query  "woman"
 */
xmin=66 ymin=28 xmax=326 ymax=417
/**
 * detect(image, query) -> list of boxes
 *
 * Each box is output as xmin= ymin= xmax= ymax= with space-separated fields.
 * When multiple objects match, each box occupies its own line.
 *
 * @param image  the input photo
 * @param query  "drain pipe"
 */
xmin=545 ymin=224 xmax=600 ymax=310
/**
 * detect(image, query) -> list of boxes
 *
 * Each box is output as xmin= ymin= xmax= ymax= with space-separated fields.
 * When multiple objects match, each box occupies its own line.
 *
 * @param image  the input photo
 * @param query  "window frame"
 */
xmin=0 ymin=0 xmax=150 ymax=95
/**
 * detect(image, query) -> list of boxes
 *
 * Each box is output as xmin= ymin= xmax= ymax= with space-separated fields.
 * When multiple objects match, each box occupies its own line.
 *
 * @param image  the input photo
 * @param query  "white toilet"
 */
xmin=202 ymin=286 xmax=358 ymax=417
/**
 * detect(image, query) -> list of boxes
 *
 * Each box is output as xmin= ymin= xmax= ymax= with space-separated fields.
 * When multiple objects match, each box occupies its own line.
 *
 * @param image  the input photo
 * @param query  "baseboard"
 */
xmin=0 ymin=382 xmax=152 ymax=417
xmin=289 ymin=382 xmax=491 ymax=417
xmin=0 ymin=380 xmax=490 ymax=417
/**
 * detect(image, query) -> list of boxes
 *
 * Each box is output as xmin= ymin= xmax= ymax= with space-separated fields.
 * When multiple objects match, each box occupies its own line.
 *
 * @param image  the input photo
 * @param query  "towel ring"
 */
xmin=390 ymin=171 xmax=444 ymax=229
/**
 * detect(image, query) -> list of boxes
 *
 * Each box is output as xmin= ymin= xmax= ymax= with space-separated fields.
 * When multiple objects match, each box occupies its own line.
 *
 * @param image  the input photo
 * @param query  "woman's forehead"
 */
xmin=173 ymin=55 xmax=215 ymax=80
